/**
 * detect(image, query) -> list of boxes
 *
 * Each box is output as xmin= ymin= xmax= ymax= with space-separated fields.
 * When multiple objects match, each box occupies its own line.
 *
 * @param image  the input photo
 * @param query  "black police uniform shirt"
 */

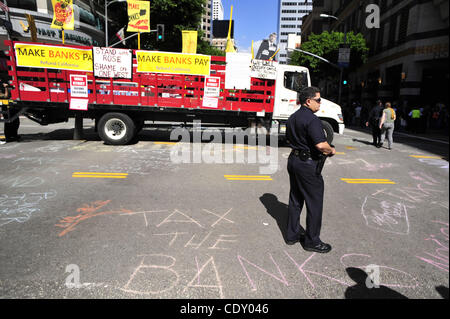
xmin=286 ymin=105 xmax=327 ymax=159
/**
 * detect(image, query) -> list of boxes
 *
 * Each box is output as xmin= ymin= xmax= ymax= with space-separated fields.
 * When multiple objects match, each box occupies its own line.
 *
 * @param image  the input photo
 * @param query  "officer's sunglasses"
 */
xmin=309 ymin=97 xmax=321 ymax=103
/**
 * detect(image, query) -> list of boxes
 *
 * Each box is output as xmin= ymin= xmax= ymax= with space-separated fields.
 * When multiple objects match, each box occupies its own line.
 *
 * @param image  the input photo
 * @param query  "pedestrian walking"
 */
xmin=354 ymin=102 xmax=362 ymax=127
xmin=285 ymin=86 xmax=336 ymax=253
xmin=366 ymin=100 xmax=383 ymax=147
xmin=379 ymin=102 xmax=396 ymax=150
xmin=408 ymin=106 xmax=422 ymax=133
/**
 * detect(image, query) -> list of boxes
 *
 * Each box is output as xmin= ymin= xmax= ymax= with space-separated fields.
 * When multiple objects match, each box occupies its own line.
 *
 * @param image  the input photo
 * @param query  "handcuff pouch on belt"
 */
xmin=293 ymin=149 xmax=311 ymax=161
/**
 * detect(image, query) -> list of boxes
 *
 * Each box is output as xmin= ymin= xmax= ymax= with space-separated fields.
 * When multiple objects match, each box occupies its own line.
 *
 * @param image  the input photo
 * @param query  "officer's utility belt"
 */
xmin=292 ymin=149 xmax=313 ymax=161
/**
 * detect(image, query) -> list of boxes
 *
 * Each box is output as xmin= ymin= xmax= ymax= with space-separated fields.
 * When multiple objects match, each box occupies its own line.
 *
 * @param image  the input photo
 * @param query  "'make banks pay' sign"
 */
xmin=136 ymin=51 xmax=211 ymax=76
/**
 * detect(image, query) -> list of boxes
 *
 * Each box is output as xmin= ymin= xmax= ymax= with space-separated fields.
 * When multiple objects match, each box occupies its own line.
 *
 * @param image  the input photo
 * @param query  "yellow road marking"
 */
xmin=225 ymin=175 xmax=272 ymax=181
xmin=72 ymin=172 xmax=128 ymax=179
xmin=341 ymin=178 xmax=395 ymax=184
xmin=336 ymin=152 xmax=346 ymax=155
xmin=409 ymin=155 xmax=444 ymax=159
xmin=72 ymin=175 xmax=128 ymax=179
xmin=153 ymin=142 xmax=177 ymax=145
xmin=345 ymin=146 xmax=357 ymax=150
xmin=234 ymin=145 xmax=260 ymax=150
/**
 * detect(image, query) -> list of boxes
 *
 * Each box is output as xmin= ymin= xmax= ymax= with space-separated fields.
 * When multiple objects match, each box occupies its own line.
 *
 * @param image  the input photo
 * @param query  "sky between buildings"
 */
xmin=221 ymin=0 xmax=279 ymax=53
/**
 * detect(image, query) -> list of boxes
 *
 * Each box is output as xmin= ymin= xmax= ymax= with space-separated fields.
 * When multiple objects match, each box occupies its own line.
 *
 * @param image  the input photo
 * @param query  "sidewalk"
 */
xmin=345 ymin=125 xmax=449 ymax=144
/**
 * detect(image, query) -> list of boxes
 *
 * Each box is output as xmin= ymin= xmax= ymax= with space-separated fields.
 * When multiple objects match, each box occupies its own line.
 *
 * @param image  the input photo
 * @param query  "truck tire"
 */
xmin=321 ymin=120 xmax=334 ymax=144
xmin=98 ymin=112 xmax=136 ymax=145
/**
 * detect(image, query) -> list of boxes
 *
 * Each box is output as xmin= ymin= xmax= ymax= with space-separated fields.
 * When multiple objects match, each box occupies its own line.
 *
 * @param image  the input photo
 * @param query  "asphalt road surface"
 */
xmin=0 ymin=118 xmax=448 ymax=299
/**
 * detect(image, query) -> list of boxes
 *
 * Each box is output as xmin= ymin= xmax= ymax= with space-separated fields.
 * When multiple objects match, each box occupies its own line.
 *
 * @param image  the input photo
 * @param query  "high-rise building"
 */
xmin=200 ymin=1 xmax=212 ymax=41
xmin=212 ymin=0 xmax=224 ymax=21
xmin=201 ymin=0 xmax=224 ymax=42
xmin=277 ymin=0 xmax=313 ymax=64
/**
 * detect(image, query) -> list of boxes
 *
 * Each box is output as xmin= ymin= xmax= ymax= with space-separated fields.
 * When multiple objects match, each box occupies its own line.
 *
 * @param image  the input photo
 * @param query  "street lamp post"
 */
xmin=320 ymin=13 xmax=346 ymax=105
xmin=105 ymin=0 xmax=127 ymax=47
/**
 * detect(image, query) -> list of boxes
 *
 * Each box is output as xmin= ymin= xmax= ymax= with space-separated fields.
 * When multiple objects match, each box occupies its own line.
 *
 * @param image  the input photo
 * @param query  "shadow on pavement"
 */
xmin=259 ymin=193 xmax=306 ymax=244
xmin=15 ymin=126 xmax=288 ymax=147
xmin=259 ymin=193 xmax=289 ymax=242
xmin=344 ymin=267 xmax=408 ymax=299
xmin=436 ymin=285 xmax=449 ymax=299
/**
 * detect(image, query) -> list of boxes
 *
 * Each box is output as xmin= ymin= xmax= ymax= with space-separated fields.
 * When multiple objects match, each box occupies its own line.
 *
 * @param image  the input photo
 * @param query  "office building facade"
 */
xmin=318 ymin=0 xmax=448 ymax=107
xmin=277 ymin=0 xmax=313 ymax=64
xmin=0 ymin=0 xmax=105 ymax=51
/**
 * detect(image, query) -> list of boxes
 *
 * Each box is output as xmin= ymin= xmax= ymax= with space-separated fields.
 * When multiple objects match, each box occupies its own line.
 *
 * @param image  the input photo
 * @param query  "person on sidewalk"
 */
xmin=0 ymin=80 xmax=20 ymax=142
xmin=285 ymin=86 xmax=336 ymax=254
xmin=366 ymin=100 xmax=383 ymax=147
xmin=379 ymin=102 xmax=396 ymax=150
xmin=408 ymin=106 xmax=422 ymax=133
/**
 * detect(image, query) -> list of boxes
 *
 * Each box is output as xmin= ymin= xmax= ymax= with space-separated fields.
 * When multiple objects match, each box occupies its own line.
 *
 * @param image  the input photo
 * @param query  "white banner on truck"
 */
xmin=69 ymin=98 xmax=89 ymax=111
xmin=93 ymin=47 xmax=132 ymax=79
xmin=202 ymin=96 xmax=219 ymax=108
xmin=250 ymin=59 xmax=278 ymax=80
xmin=225 ymin=52 xmax=252 ymax=90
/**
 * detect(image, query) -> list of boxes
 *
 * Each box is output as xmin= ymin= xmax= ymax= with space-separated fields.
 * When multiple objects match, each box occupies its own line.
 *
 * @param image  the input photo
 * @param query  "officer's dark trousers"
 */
xmin=287 ymin=154 xmax=324 ymax=246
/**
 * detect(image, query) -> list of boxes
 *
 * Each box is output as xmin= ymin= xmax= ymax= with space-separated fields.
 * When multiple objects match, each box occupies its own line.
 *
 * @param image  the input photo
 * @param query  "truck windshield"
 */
xmin=284 ymin=71 xmax=308 ymax=92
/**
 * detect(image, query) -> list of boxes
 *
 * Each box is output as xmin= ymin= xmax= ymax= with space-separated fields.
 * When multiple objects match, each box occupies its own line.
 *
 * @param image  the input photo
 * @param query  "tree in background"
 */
xmin=289 ymin=31 xmax=369 ymax=79
xmin=121 ymin=0 xmax=222 ymax=55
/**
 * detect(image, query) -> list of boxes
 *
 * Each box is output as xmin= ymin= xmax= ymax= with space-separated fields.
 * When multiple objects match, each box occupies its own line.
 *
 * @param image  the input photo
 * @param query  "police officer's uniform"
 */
xmin=286 ymin=105 xmax=327 ymax=247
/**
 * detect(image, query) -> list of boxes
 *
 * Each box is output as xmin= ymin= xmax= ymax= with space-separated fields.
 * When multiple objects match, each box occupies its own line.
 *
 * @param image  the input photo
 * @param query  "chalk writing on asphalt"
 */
xmin=0 ymin=190 xmax=57 ymax=227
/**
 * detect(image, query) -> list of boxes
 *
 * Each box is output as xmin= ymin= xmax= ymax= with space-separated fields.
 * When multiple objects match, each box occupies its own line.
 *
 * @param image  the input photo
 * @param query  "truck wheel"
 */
xmin=98 ymin=113 xmax=135 ymax=145
xmin=321 ymin=120 xmax=334 ymax=144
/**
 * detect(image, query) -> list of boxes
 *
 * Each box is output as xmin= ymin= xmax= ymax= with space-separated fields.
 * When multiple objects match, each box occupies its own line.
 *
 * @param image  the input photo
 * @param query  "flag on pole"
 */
xmin=225 ymin=5 xmax=236 ymax=53
xmin=51 ymin=0 xmax=74 ymax=30
xmin=182 ymin=31 xmax=198 ymax=53
xmin=116 ymin=27 xmax=126 ymax=45
xmin=127 ymin=0 xmax=150 ymax=33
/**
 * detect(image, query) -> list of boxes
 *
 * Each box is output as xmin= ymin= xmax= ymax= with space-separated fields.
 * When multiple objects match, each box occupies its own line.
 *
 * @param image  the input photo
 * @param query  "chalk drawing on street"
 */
xmin=361 ymin=196 xmax=410 ymax=235
xmin=0 ymin=190 xmax=57 ymax=227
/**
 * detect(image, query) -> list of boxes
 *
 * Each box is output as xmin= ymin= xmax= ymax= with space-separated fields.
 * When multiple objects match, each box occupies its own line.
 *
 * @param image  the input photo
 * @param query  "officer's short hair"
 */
xmin=298 ymin=86 xmax=321 ymax=105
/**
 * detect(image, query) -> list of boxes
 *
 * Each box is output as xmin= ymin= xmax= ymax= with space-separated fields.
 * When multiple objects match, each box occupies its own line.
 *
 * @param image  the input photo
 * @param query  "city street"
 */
xmin=0 ymin=118 xmax=448 ymax=299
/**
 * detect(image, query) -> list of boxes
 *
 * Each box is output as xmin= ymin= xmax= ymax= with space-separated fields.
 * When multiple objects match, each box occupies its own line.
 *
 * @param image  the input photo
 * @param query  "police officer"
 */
xmin=286 ymin=86 xmax=335 ymax=253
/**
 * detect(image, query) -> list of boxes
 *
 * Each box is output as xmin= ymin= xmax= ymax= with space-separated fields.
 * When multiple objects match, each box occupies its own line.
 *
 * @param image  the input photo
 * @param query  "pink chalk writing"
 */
xmin=416 ymin=221 xmax=449 ymax=273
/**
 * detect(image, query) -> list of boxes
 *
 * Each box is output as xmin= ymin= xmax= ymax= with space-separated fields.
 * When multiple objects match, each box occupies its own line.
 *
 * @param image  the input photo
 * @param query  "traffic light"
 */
xmin=157 ymin=24 xmax=164 ymax=41
xmin=343 ymin=79 xmax=348 ymax=85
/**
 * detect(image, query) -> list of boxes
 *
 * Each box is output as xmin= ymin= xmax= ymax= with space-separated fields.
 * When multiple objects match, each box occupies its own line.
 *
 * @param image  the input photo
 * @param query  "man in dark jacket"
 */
xmin=1 ymin=80 xmax=20 ymax=142
xmin=366 ymin=100 xmax=383 ymax=147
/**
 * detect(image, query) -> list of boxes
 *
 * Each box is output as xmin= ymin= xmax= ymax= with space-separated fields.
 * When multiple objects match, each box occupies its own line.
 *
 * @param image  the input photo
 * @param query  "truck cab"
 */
xmin=271 ymin=64 xmax=345 ymax=143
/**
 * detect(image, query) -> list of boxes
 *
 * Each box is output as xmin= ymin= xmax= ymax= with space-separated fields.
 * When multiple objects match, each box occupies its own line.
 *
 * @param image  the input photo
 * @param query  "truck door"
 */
xmin=272 ymin=65 xmax=310 ymax=119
